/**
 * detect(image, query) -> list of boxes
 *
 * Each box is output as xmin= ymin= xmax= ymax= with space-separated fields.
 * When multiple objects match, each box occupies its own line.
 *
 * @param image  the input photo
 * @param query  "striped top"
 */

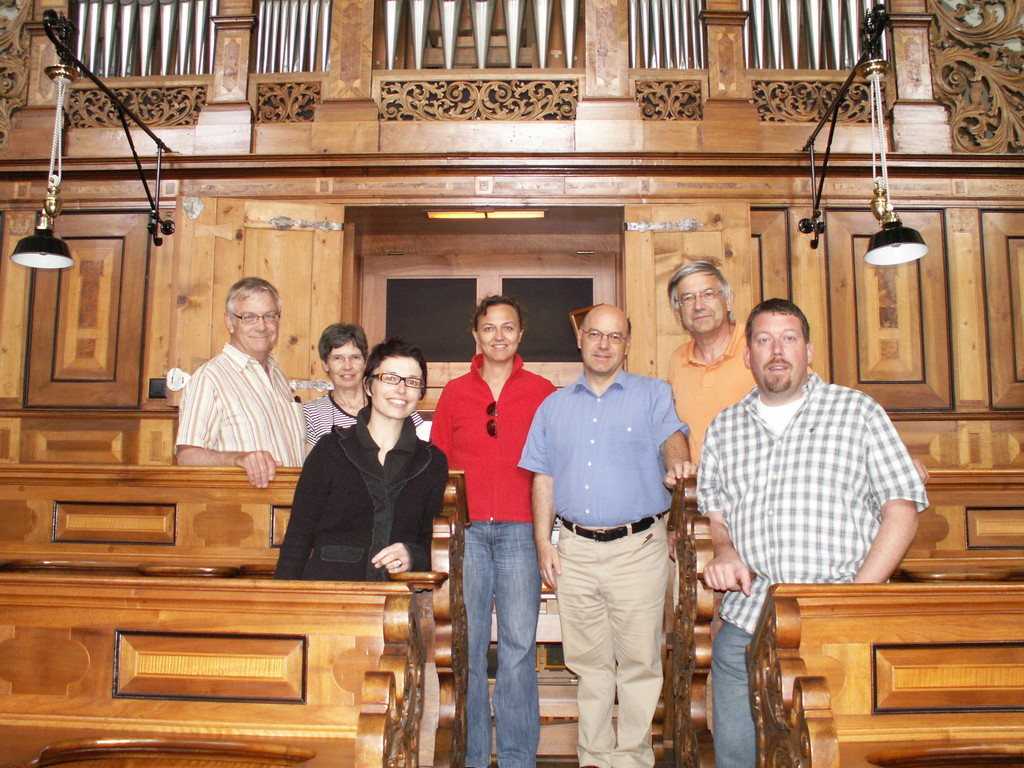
xmin=176 ymin=343 xmax=306 ymax=466
xmin=303 ymin=393 xmax=424 ymax=446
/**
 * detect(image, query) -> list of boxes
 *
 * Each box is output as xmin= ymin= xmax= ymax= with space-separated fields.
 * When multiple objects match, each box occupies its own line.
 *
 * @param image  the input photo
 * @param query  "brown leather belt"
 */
xmin=559 ymin=512 xmax=664 ymax=543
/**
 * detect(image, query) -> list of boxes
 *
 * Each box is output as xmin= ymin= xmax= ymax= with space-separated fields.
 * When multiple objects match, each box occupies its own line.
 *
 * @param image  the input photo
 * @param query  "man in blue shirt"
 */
xmin=520 ymin=304 xmax=691 ymax=768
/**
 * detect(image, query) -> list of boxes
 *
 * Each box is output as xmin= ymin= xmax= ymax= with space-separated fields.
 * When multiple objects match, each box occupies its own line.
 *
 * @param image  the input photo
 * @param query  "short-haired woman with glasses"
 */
xmin=304 ymin=323 xmax=426 ymax=446
xmin=275 ymin=338 xmax=447 ymax=581
xmin=431 ymin=296 xmax=556 ymax=768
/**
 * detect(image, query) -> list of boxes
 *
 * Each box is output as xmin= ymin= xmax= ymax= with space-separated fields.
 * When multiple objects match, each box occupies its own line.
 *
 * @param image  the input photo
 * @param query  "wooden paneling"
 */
xmin=982 ymin=210 xmax=1024 ymax=409
xmin=750 ymin=207 xmax=792 ymax=302
xmin=826 ymin=208 xmax=951 ymax=410
xmin=875 ymin=643 xmax=1024 ymax=712
xmin=25 ymin=211 xmax=151 ymax=408
xmin=54 ymin=501 xmax=177 ymax=544
xmin=115 ymin=632 xmax=306 ymax=701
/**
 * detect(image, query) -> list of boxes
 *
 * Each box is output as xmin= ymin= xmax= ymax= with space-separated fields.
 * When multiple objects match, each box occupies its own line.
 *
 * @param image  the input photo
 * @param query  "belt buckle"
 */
xmin=595 ymin=526 xmax=625 ymax=542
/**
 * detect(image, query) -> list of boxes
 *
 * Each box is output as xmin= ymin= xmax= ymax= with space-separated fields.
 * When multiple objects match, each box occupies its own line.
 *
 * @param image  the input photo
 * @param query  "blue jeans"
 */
xmin=463 ymin=521 xmax=542 ymax=768
xmin=711 ymin=620 xmax=756 ymax=768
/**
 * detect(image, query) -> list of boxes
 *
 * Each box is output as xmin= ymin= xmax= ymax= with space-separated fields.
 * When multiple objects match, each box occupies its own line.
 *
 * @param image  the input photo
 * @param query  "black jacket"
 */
xmin=275 ymin=410 xmax=447 ymax=581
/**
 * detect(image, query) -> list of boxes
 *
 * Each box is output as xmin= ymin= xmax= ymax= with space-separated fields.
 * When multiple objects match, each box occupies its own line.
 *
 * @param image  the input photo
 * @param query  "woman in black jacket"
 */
xmin=275 ymin=338 xmax=447 ymax=581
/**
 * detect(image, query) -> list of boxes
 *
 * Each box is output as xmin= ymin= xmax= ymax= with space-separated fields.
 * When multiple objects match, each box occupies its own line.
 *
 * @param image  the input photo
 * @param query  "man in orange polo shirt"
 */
xmin=667 ymin=261 xmax=753 ymax=458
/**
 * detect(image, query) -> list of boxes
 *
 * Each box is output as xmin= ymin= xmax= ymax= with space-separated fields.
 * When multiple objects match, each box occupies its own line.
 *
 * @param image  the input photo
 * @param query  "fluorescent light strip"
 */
xmin=426 ymin=210 xmax=545 ymax=220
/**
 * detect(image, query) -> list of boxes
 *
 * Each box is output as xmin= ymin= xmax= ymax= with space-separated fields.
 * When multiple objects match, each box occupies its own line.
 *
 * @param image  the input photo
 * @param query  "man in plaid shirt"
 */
xmin=697 ymin=298 xmax=928 ymax=768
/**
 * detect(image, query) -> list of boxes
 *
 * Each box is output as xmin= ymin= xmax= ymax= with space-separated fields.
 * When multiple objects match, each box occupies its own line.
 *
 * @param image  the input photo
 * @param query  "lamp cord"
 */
xmin=868 ymin=70 xmax=892 ymax=214
xmin=48 ymin=75 xmax=70 ymax=193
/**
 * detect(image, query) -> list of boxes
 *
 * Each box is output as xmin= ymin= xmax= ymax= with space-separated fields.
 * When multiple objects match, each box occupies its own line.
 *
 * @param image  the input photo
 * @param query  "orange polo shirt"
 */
xmin=668 ymin=321 xmax=754 ymax=458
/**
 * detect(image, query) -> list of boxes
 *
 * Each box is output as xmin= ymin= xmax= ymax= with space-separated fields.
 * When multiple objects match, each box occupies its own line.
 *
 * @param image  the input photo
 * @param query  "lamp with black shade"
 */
xmin=9 ymin=10 xmax=175 ymax=270
xmin=797 ymin=4 xmax=928 ymax=267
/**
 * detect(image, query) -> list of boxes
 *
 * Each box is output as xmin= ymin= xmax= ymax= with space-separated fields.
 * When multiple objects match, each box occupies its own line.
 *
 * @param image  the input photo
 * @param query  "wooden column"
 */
xmin=312 ymin=0 xmax=379 ymax=153
xmin=888 ymin=0 xmax=952 ymax=153
xmin=700 ymin=2 xmax=760 ymax=152
xmin=198 ymin=0 xmax=256 ymax=153
xmin=576 ymin=0 xmax=642 ymax=152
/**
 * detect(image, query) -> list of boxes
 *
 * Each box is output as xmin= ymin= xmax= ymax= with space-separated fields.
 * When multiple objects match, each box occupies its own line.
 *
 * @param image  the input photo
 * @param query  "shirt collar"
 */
xmin=571 ymin=369 xmax=628 ymax=395
xmin=741 ymin=371 xmax=823 ymax=414
xmin=221 ymin=342 xmax=276 ymax=372
xmin=685 ymin=321 xmax=744 ymax=366
xmin=470 ymin=352 xmax=525 ymax=376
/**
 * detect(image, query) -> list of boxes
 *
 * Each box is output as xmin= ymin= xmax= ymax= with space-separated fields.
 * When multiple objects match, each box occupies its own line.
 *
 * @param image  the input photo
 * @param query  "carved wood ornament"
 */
xmin=930 ymin=0 xmax=1024 ymax=153
xmin=68 ymin=86 xmax=207 ymax=128
xmin=635 ymin=80 xmax=703 ymax=120
xmin=379 ymin=80 xmax=578 ymax=120
xmin=752 ymin=81 xmax=875 ymax=123
xmin=0 ymin=0 xmax=30 ymax=153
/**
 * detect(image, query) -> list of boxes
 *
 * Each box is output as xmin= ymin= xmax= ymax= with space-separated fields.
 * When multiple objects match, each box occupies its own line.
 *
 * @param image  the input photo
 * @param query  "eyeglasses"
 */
xmin=233 ymin=312 xmax=281 ymax=325
xmin=372 ymin=372 xmax=424 ymax=390
xmin=676 ymin=289 xmax=723 ymax=307
xmin=580 ymin=328 xmax=629 ymax=345
xmin=486 ymin=401 xmax=498 ymax=437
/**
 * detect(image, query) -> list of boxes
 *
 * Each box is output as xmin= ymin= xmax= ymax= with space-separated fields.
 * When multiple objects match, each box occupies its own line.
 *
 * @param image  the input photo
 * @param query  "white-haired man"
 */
xmin=176 ymin=277 xmax=305 ymax=487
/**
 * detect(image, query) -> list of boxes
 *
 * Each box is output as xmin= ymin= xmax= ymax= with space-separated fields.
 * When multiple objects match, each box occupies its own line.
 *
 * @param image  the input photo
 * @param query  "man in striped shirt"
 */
xmin=176 ymin=277 xmax=305 ymax=487
xmin=697 ymin=298 xmax=927 ymax=768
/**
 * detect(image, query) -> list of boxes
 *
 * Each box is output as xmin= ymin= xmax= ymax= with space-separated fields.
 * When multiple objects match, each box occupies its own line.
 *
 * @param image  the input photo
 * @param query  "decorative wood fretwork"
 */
xmin=634 ymin=81 xmax=703 ymax=121
xmin=752 ymin=80 xmax=874 ymax=122
xmin=0 ymin=0 xmax=30 ymax=153
xmin=930 ymin=0 xmax=1024 ymax=154
xmin=256 ymin=82 xmax=322 ymax=123
xmin=379 ymin=80 xmax=578 ymax=121
xmin=68 ymin=86 xmax=206 ymax=128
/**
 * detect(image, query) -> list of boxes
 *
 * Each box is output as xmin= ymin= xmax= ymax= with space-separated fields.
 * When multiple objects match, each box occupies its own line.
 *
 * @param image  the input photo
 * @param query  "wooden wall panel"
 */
xmin=825 ymin=209 xmax=951 ymax=410
xmin=946 ymin=208 xmax=989 ymax=411
xmin=0 ymin=211 xmax=34 ymax=404
xmin=982 ymin=210 xmax=1024 ymax=409
xmin=750 ymin=208 xmax=792 ymax=303
xmin=25 ymin=212 xmax=150 ymax=408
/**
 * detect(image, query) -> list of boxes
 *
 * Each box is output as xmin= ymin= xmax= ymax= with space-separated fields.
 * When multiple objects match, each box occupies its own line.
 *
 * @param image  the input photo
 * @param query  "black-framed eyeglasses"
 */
xmin=676 ymin=289 xmax=723 ymax=307
xmin=233 ymin=312 xmax=281 ymax=325
xmin=580 ymin=328 xmax=629 ymax=344
xmin=372 ymin=372 xmax=424 ymax=390
xmin=486 ymin=401 xmax=498 ymax=437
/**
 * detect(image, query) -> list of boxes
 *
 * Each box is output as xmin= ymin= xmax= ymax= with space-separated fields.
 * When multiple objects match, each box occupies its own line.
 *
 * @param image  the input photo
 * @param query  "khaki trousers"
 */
xmin=556 ymin=517 xmax=670 ymax=768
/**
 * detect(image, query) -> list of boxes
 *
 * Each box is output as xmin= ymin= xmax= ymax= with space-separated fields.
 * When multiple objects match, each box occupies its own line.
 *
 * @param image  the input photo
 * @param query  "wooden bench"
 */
xmin=0 ymin=464 xmax=469 ymax=768
xmin=895 ymin=470 xmax=1024 ymax=582
xmin=672 ymin=470 xmax=1024 ymax=768
xmin=0 ymin=572 xmax=444 ymax=768
xmin=748 ymin=582 xmax=1024 ymax=768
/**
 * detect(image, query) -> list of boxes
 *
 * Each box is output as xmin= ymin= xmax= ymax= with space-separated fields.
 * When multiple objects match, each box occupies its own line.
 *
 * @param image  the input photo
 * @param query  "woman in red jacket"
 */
xmin=431 ymin=296 xmax=556 ymax=768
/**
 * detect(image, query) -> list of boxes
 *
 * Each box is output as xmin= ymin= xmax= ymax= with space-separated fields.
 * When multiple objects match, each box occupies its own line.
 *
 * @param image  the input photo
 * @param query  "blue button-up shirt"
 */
xmin=519 ymin=370 xmax=687 ymax=528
